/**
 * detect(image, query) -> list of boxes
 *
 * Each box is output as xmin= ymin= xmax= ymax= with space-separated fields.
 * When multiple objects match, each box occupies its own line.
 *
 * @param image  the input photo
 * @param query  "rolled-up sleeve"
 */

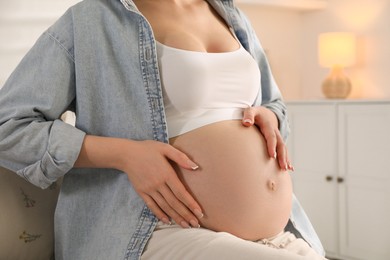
xmin=0 ymin=17 xmax=86 ymax=189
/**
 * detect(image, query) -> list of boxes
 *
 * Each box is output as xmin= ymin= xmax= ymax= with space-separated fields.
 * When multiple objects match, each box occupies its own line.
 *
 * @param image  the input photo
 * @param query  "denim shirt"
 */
xmin=0 ymin=0 xmax=324 ymax=259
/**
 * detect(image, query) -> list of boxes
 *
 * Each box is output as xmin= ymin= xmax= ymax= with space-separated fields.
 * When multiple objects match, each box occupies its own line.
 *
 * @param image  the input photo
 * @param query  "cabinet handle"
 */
xmin=337 ymin=177 xmax=344 ymax=183
xmin=325 ymin=176 xmax=333 ymax=182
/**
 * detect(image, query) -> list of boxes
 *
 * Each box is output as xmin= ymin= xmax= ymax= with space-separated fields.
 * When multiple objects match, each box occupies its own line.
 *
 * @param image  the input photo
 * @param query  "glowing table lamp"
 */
xmin=318 ymin=32 xmax=357 ymax=99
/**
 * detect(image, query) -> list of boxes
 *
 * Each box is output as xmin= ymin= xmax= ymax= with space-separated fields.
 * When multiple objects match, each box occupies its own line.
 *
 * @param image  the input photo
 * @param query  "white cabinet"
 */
xmin=286 ymin=100 xmax=390 ymax=260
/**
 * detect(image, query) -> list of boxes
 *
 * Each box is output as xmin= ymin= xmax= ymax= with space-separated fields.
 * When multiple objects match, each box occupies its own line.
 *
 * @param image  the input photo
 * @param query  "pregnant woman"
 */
xmin=153 ymin=5 xmax=293 ymax=238
xmin=0 ymin=0 xmax=325 ymax=259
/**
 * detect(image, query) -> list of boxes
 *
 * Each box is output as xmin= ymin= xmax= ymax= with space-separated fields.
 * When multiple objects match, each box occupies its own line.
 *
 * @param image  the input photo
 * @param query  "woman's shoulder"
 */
xmin=48 ymin=0 xmax=135 ymax=31
xmin=46 ymin=0 xmax=138 ymax=50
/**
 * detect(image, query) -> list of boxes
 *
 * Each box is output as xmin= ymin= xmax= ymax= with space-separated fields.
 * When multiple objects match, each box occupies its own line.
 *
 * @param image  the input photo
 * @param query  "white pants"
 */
xmin=142 ymin=222 xmax=328 ymax=260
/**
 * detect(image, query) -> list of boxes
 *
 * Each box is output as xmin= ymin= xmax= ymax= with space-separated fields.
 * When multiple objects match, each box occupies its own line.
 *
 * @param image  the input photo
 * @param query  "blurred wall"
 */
xmin=237 ymin=4 xmax=304 ymax=100
xmin=0 ymin=0 xmax=81 ymax=86
xmin=300 ymin=0 xmax=390 ymax=99
xmin=239 ymin=0 xmax=390 ymax=100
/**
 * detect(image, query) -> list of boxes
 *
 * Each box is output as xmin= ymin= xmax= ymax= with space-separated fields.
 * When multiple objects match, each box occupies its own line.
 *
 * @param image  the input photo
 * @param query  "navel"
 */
xmin=267 ymin=179 xmax=277 ymax=191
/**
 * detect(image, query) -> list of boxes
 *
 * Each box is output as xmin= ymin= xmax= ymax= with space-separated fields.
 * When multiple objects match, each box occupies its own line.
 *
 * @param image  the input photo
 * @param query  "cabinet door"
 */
xmin=338 ymin=104 xmax=390 ymax=260
xmin=287 ymin=103 xmax=339 ymax=256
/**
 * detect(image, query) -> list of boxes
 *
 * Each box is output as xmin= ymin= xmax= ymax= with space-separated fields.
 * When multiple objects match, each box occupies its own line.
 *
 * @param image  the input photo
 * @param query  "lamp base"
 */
xmin=322 ymin=67 xmax=352 ymax=99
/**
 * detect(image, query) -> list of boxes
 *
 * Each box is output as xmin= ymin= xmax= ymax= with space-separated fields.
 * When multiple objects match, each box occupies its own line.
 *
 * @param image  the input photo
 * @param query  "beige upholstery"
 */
xmin=0 ymin=167 xmax=61 ymax=260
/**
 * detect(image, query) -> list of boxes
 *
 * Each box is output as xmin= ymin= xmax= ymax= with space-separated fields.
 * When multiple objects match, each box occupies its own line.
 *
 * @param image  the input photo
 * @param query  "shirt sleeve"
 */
xmin=0 ymin=18 xmax=86 ymax=189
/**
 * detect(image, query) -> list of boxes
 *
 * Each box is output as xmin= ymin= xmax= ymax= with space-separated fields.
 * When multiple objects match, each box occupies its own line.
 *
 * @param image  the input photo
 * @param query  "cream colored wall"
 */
xmin=0 ymin=0 xmax=81 ymax=87
xmin=239 ymin=0 xmax=390 ymax=100
xmin=237 ymin=4 xmax=304 ymax=100
xmin=301 ymin=0 xmax=390 ymax=99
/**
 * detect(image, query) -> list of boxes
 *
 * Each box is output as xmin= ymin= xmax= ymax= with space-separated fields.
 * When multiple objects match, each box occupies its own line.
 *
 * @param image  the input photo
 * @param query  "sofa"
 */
xmin=0 ymin=112 xmax=75 ymax=259
xmin=0 ymin=166 xmax=61 ymax=260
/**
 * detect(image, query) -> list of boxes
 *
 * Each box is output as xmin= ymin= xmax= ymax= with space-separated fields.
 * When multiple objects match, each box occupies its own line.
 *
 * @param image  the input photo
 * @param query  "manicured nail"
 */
xmin=161 ymin=218 xmax=171 ymax=225
xmin=194 ymin=208 xmax=204 ymax=219
xmin=190 ymin=219 xmax=200 ymax=228
xmin=191 ymin=165 xmax=199 ymax=170
xmin=181 ymin=221 xmax=191 ymax=229
xmin=189 ymin=161 xmax=199 ymax=171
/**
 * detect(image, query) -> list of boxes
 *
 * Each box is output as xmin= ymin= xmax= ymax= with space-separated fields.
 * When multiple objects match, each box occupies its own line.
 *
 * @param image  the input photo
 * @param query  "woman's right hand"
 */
xmin=121 ymin=140 xmax=204 ymax=228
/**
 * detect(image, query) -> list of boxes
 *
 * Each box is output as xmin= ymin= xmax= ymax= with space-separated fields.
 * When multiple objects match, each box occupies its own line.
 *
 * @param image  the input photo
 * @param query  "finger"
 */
xmin=158 ymin=150 xmax=204 ymax=220
xmin=286 ymin=150 xmax=294 ymax=172
xmin=260 ymin=125 xmax=278 ymax=159
xmin=277 ymin=148 xmax=288 ymax=171
xmin=141 ymin=193 xmax=171 ymax=225
xmin=275 ymin=132 xmax=288 ymax=171
xmin=163 ymin=144 xmax=199 ymax=171
xmin=158 ymin=185 xmax=200 ymax=228
xmin=242 ymin=106 xmax=256 ymax=126
xmin=150 ymin=190 xmax=190 ymax=228
xmin=166 ymin=176 xmax=204 ymax=220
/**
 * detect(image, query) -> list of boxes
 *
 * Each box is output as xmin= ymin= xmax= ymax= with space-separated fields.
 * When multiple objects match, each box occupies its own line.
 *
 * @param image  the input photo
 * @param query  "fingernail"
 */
xmin=161 ymin=218 xmax=172 ymax=225
xmin=190 ymin=219 xmax=200 ymax=228
xmin=188 ymin=161 xmax=199 ymax=171
xmin=181 ymin=221 xmax=191 ymax=229
xmin=191 ymin=165 xmax=199 ymax=170
xmin=272 ymin=152 xmax=277 ymax=159
xmin=194 ymin=208 xmax=204 ymax=219
xmin=243 ymin=119 xmax=252 ymax=124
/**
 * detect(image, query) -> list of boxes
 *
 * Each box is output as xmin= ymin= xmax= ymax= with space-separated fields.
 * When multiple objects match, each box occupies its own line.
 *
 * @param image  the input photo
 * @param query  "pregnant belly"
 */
xmin=169 ymin=120 xmax=293 ymax=240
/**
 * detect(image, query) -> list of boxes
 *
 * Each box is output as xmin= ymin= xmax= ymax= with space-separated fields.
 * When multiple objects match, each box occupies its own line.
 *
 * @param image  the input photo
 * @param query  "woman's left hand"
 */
xmin=242 ymin=106 xmax=294 ymax=172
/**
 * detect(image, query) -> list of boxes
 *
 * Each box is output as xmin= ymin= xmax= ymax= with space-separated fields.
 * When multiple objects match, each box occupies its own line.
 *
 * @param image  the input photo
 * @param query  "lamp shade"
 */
xmin=318 ymin=32 xmax=357 ymax=68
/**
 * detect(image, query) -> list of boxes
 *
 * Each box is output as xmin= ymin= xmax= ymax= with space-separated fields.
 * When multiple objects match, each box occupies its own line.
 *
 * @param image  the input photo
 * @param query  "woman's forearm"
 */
xmin=74 ymin=135 xmax=129 ymax=170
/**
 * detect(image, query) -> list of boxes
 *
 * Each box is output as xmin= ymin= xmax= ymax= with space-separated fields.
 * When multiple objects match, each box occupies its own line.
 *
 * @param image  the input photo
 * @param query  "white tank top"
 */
xmin=156 ymin=39 xmax=261 ymax=138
